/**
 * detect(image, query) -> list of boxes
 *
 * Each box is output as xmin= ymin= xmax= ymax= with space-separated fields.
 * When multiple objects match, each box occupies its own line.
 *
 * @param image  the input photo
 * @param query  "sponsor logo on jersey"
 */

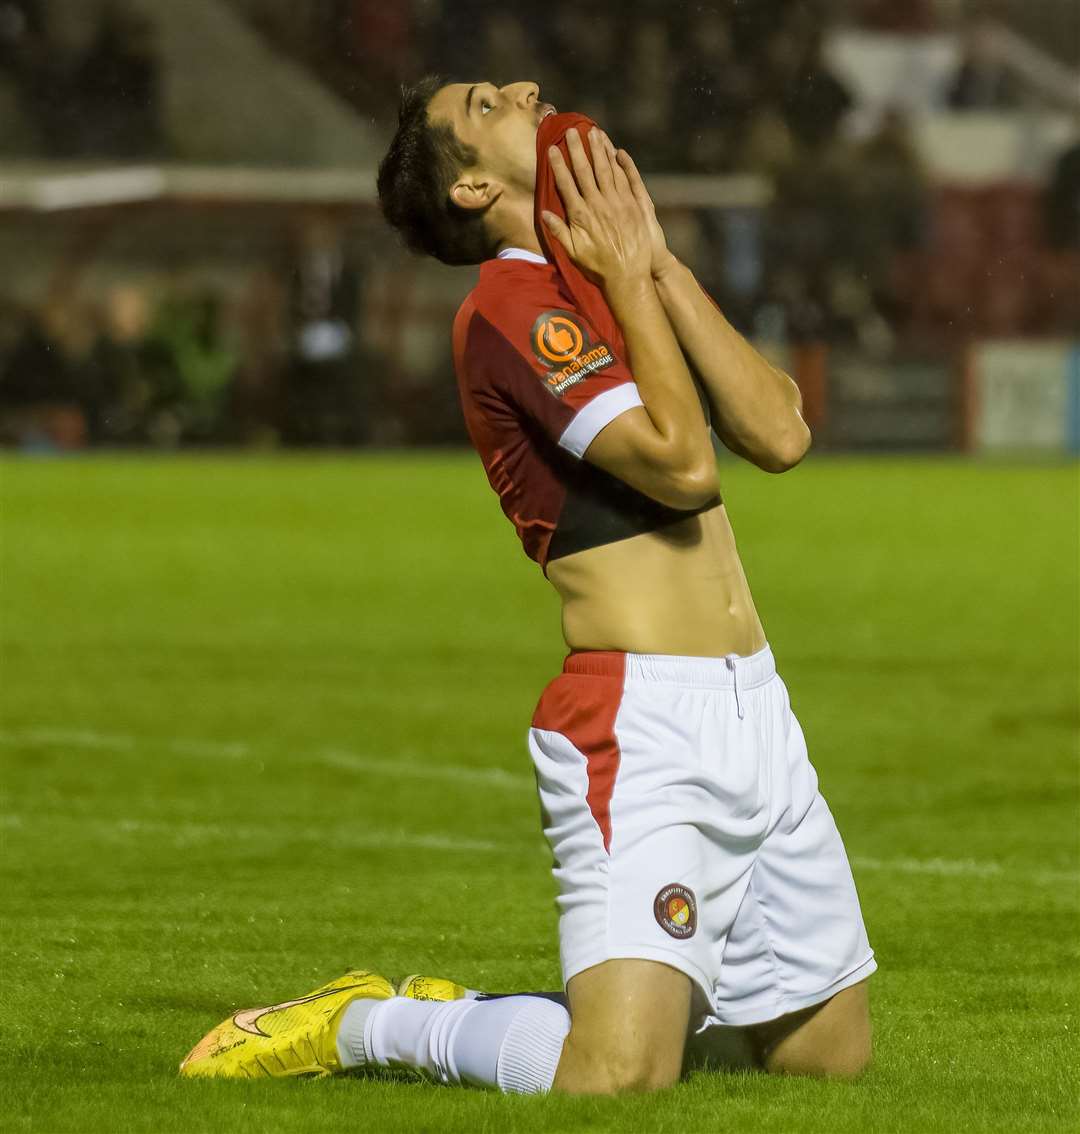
xmin=534 ymin=313 xmax=583 ymax=363
xmin=530 ymin=309 xmax=615 ymax=395
xmin=654 ymin=883 xmax=697 ymax=939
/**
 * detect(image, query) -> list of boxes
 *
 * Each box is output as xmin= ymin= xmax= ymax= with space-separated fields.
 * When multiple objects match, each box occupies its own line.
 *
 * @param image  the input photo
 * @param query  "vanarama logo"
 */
xmin=530 ymin=309 xmax=615 ymax=396
xmin=534 ymin=314 xmax=583 ymax=363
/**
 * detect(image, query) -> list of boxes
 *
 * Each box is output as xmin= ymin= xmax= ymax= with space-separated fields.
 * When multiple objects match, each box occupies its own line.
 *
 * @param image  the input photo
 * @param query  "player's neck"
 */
xmin=494 ymin=197 xmax=544 ymax=259
xmin=496 ymin=234 xmax=544 ymax=258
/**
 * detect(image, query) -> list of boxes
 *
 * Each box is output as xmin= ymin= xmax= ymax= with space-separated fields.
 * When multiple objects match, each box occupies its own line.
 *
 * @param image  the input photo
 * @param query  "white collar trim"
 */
xmin=497 ymin=247 xmax=549 ymax=264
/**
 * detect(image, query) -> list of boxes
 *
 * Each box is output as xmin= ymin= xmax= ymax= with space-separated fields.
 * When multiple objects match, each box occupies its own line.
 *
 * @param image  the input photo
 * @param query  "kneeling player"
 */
xmin=181 ymin=79 xmax=875 ymax=1094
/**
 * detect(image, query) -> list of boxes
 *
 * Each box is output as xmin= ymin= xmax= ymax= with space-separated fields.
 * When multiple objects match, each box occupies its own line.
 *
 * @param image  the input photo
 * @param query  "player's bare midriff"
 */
xmin=546 ymin=502 xmax=767 ymax=657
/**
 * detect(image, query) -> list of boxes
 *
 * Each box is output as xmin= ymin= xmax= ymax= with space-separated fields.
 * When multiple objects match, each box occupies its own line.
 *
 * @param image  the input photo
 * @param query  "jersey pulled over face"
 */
xmin=453 ymin=249 xmax=716 ymax=574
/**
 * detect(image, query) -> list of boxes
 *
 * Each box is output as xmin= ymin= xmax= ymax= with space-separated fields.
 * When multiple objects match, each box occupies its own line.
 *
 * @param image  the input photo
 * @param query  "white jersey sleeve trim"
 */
xmin=558 ymin=382 xmax=644 ymax=459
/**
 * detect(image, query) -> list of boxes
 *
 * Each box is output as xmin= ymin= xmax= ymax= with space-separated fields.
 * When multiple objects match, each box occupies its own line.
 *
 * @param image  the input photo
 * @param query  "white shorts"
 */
xmin=528 ymin=643 xmax=876 ymax=1028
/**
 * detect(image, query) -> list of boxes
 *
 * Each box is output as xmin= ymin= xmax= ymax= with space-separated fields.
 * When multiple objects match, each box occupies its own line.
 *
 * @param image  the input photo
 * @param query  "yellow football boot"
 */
xmin=397 ymin=974 xmax=470 ymax=1002
xmin=179 ymin=969 xmax=394 ymax=1079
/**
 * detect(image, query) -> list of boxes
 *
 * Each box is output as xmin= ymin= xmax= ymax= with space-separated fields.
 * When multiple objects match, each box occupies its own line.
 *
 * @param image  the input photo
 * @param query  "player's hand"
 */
xmin=588 ymin=130 xmax=678 ymax=280
xmin=604 ymin=136 xmax=680 ymax=282
xmin=541 ymin=126 xmax=652 ymax=291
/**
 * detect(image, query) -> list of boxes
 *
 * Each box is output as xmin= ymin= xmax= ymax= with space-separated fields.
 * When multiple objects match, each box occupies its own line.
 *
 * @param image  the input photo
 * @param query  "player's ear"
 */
xmin=450 ymin=175 xmax=502 ymax=214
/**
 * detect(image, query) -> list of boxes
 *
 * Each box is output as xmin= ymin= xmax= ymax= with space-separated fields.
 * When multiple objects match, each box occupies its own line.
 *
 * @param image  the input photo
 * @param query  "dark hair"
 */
xmin=376 ymin=74 xmax=499 ymax=266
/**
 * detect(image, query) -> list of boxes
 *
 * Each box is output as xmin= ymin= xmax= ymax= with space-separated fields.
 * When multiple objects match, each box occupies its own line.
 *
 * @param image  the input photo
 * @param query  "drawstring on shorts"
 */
xmin=724 ymin=654 xmax=745 ymax=719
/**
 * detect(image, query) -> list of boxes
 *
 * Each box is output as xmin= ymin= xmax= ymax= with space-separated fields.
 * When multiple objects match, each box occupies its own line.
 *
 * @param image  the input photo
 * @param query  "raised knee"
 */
xmin=834 ymin=1032 xmax=872 ymax=1079
xmin=828 ymin=1006 xmax=873 ymax=1079
xmin=602 ymin=1051 xmax=679 ymax=1094
xmin=808 ymin=1032 xmax=873 ymax=1080
xmin=765 ymin=1025 xmax=872 ymax=1080
xmin=556 ymin=1033 xmax=681 ymax=1095
xmin=590 ymin=1055 xmax=679 ymax=1095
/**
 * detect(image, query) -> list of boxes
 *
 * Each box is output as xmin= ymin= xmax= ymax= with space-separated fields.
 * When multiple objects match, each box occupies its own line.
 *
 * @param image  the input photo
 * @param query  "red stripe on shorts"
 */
xmin=532 ymin=651 xmax=626 ymax=852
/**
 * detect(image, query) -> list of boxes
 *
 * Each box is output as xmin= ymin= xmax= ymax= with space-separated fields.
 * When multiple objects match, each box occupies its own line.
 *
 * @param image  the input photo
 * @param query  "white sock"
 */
xmin=336 ymin=995 xmax=570 ymax=1093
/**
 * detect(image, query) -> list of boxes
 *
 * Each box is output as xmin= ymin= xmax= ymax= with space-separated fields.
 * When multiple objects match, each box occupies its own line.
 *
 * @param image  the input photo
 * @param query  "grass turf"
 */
xmin=1 ymin=451 xmax=1077 ymax=1133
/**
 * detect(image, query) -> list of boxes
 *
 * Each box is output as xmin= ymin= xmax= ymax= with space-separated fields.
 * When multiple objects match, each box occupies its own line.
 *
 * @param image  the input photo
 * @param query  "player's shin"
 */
xmin=336 ymin=995 xmax=570 ymax=1093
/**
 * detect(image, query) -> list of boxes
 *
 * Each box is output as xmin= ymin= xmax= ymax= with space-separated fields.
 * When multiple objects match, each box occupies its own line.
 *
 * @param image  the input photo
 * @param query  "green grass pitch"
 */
xmin=1 ymin=451 xmax=1077 ymax=1133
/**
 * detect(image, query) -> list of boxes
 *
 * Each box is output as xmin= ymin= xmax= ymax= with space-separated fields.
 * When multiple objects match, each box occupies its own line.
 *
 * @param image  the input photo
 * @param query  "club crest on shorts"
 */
xmin=654 ymin=883 xmax=697 ymax=939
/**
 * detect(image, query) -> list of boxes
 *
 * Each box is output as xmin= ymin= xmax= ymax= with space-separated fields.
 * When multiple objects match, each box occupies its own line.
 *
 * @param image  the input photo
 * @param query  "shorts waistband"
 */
xmin=563 ymin=643 xmax=776 ymax=690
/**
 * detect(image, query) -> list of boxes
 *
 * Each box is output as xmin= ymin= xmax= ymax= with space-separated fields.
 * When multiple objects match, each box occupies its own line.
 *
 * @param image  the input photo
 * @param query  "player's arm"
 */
xmin=653 ymin=257 xmax=810 ymax=473
xmin=601 ymin=136 xmax=810 ymax=474
xmin=542 ymin=130 xmax=716 ymax=510
xmin=583 ymin=275 xmax=717 ymax=509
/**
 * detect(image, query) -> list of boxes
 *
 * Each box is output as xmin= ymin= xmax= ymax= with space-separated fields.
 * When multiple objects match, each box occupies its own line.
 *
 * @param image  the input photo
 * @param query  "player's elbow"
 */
xmin=663 ymin=458 xmax=719 ymax=509
xmin=759 ymin=420 xmax=811 ymax=474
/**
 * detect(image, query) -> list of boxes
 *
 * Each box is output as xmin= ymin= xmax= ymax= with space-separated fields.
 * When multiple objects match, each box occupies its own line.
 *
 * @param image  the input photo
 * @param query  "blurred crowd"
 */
xmin=0 ymin=251 xmax=414 ymax=451
xmin=166 ymin=0 xmax=1080 ymax=348
xmin=437 ymin=0 xmax=856 ymax=179
xmin=0 ymin=289 xmax=240 ymax=450
xmin=0 ymin=0 xmax=1078 ymax=450
xmin=0 ymin=0 xmax=1055 ymax=164
xmin=253 ymin=0 xmax=1047 ymax=165
xmin=0 ymin=0 xmax=162 ymax=157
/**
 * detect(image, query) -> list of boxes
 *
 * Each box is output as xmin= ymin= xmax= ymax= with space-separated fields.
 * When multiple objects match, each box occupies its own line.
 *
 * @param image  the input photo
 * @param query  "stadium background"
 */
xmin=1 ymin=1 xmax=1077 ymax=1131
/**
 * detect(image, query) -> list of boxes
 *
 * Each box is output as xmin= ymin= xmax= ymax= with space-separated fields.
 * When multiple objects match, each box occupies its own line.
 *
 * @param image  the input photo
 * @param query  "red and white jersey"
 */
xmin=452 ymin=247 xmax=717 ymax=573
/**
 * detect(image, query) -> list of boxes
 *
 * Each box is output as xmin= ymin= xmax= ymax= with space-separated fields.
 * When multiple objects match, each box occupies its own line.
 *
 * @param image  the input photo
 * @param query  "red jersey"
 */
xmin=452 ymin=247 xmax=719 ymax=574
